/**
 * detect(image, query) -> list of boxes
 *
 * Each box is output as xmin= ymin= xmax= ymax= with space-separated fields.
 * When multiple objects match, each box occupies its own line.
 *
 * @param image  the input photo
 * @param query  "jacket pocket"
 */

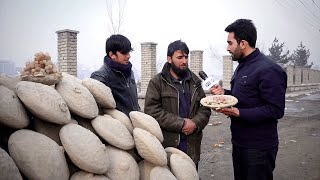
xmin=161 ymin=92 xmax=178 ymax=113
xmin=237 ymin=76 xmax=258 ymax=97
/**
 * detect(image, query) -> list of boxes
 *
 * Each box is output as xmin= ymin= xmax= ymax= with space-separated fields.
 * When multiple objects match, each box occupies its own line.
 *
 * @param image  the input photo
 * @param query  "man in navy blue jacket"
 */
xmin=210 ymin=19 xmax=287 ymax=180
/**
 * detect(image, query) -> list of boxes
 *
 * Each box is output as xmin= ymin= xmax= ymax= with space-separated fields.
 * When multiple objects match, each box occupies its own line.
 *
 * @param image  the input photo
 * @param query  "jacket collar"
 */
xmin=160 ymin=62 xmax=201 ymax=86
xmin=239 ymin=48 xmax=260 ymax=65
xmin=104 ymin=56 xmax=132 ymax=78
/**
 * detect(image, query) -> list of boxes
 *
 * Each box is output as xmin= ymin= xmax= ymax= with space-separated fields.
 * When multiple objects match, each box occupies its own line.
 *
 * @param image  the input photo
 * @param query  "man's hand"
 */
xmin=210 ymin=84 xmax=225 ymax=95
xmin=215 ymin=107 xmax=240 ymax=117
xmin=182 ymin=118 xmax=197 ymax=135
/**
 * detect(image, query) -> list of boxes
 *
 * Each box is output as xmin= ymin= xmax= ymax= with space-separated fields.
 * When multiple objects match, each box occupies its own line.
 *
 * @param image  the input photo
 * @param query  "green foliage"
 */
xmin=292 ymin=42 xmax=313 ymax=68
xmin=267 ymin=38 xmax=290 ymax=64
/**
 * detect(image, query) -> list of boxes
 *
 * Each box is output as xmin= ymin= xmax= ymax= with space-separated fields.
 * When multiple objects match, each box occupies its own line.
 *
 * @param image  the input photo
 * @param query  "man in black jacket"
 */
xmin=91 ymin=34 xmax=140 ymax=117
xmin=210 ymin=19 xmax=287 ymax=180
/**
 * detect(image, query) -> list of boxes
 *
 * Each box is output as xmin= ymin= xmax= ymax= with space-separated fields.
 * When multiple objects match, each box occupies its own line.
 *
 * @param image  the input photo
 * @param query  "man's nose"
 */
xmin=182 ymin=57 xmax=188 ymax=63
xmin=226 ymin=45 xmax=231 ymax=52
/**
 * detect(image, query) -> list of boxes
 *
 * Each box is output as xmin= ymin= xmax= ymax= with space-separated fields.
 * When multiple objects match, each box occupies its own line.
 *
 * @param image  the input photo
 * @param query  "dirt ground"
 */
xmin=198 ymin=91 xmax=320 ymax=180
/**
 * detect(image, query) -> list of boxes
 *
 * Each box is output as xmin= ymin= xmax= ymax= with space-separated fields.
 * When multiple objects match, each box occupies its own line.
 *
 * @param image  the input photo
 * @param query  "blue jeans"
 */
xmin=232 ymin=145 xmax=278 ymax=180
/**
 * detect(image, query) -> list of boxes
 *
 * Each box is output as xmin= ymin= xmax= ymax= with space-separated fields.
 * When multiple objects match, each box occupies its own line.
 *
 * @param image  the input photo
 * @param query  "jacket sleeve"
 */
xmin=144 ymin=77 xmax=185 ymax=133
xmin=191 ymin=87 xmax=211 ymax=133
xmin=224 ymin=89 xmax=232 ymax=95
xmin=90 ymin=71 xmax=110 ymax=86
xmin=239 ymin=65 xmax=287 ymax=123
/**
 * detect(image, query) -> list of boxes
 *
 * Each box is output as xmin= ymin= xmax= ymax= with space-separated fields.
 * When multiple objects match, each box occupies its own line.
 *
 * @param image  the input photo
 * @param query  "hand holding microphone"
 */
xmin=198 ymin=71 xmax=223 ymax=94
xmin=210 ymin=85 xmax=224 ymax=95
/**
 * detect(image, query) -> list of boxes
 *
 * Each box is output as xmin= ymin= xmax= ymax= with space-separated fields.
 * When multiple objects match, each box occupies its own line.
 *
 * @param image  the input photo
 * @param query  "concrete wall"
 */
xmin=285 ymin=65 xmax=320 ymax=91
xmin=286 ymin=65 xmax=294 ymax=86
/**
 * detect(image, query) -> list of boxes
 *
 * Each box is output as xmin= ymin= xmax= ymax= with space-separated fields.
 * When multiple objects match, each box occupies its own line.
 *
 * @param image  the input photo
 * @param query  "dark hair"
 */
xmin=167 ymin=40 xmax=189 ymax=57
xmin=225 ymin=19 xmax=257 ymax=48
xmin=105 ymin=34 xmax=133 ymax=57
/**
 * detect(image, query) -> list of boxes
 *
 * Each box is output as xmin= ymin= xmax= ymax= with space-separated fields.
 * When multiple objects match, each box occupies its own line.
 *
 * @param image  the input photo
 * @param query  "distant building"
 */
xmin=0 ymin=60 xmax=17 ymax=75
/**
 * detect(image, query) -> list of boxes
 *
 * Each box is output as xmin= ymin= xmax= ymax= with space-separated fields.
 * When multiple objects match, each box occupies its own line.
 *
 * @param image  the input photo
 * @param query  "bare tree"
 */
xmin=208 ymin=45 xmax=222 ymax=61
xmin=105 ymin=0 xmax=127 ymax=34
xmin=156 ymin=55 xmax=166 ymax=73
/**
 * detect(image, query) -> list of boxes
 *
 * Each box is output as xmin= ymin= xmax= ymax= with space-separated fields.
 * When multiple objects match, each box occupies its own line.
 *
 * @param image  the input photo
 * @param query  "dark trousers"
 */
xmin=177 ymin=134 xmax=199 ymax=171
xmin=232 ymin=144 xmax=278 ymax=180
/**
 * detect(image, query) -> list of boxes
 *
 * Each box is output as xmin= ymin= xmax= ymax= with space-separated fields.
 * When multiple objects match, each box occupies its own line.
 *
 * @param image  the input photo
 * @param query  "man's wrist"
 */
xmin=181 ymin=119 xmax=186 ymax=131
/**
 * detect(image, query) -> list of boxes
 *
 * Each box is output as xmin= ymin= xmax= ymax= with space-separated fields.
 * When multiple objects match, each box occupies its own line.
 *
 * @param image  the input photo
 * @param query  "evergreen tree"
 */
xmin=292 ymin=42 xmax=312 ymax=68
xmin=267 ymin=37 xmax=290 ymax=64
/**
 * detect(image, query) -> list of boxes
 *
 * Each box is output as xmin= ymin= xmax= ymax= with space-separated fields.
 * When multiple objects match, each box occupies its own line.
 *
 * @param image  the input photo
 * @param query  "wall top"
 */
xmin=56 ymin=29 xmax=80 ymax=34
xmin=190 ymin=50 xmax=204 ymax=53
xmin=222 ymin=55 xmax=232 ymax=58
xmin=141 ymin=42 xmax=157 ymax=45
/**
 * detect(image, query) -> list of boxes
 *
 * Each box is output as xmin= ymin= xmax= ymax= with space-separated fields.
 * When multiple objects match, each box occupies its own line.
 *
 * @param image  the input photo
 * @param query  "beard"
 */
xmin=230 ymin=45 xmax=244 ymax=61
xmin=170 ymin=62 xmax=188 ymax=78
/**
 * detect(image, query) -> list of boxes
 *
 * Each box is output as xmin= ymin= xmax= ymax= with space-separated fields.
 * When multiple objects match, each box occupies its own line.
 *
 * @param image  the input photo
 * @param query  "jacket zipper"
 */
xmin=190 ymin=85 xmax=200 ymax=113
xmin=114 ymin=69 xmax=135 ymax=108
xmin=161 ymin=76 xmax=181 ymax=145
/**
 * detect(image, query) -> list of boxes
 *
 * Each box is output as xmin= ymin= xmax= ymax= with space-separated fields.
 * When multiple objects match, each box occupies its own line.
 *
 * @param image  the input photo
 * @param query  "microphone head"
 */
xmin=198 ymin=71 xmax=208 ymax=80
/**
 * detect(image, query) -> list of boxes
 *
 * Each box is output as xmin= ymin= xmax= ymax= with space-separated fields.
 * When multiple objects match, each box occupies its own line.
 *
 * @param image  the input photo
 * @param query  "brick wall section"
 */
xmin=282 ymin=65 xmax=320 ymax=91
xmin=302 ymin=68 xmax=309 ymax=84
xmin=56 ymin=29 xmax=79 ymax=77
xmin=190 ymin=50 xmax=203 ymax=77
xmin=140 ymin=42 xmax=157 ymax=95
xmin=286 ymin=65 xmax=294 ymax=86
xmin=294 ymin=67 xmax=302 ymax=85
xmin=223 ymin=55 xmax=233 ymax=90
xmin=310 ymin=69 xmax=320 ymax=84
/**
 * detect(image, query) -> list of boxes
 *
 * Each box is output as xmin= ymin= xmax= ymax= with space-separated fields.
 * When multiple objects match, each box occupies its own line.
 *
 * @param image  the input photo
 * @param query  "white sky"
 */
xmin=1 ymin=0 xmax=320 ymax=79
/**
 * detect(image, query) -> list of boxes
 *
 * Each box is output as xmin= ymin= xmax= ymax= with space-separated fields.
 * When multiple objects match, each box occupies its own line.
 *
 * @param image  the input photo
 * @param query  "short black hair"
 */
xmin=105 ymin=34 xmax=133 ymax=58
xmin=167 ymin=40 xmax=189 ymax=57
xmin=225 ymin=19 xmax=257 ymax=48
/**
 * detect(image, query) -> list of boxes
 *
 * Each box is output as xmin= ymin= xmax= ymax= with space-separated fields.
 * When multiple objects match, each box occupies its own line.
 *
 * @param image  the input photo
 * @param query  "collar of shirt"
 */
xmin=170 ymin=71 xmax=191 ymax=84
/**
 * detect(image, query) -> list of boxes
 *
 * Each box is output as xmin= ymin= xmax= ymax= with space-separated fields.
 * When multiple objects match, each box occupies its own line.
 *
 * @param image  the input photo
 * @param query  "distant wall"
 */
xmin=54 ymin=31 xmax=319 ymax=95
xmin=285 ymin=65 xmax=320 ymax=91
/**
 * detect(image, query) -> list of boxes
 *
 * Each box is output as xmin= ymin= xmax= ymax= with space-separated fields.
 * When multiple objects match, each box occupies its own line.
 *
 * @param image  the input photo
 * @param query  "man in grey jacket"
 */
xmin=91 ymin=34 xmax=140 ymax=117
xmin=144 ymin=40 xmax=211 ymax=169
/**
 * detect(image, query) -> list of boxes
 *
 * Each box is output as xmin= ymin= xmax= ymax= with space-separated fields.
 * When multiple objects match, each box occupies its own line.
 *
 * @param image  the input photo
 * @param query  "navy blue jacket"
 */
xmin=225 ymin=49 xmax=287 ymax=149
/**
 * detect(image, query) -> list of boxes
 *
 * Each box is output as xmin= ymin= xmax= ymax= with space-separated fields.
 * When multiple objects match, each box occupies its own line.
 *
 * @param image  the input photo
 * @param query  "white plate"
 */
xmin=200 ymin=95 xmax=238 ymax=109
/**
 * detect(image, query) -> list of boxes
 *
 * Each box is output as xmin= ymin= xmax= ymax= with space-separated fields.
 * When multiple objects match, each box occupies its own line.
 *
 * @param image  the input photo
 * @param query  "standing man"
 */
xmin=210 ymin=19 xmax=287 ymax=180
xmin=144 ymin=40 xmax=211 ymax=169
xmin=91 ymin=34 xmax=140 ymax=117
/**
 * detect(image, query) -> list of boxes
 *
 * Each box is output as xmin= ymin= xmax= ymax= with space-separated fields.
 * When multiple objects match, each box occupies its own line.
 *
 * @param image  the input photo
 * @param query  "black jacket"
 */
xmin=90 ymin=59 xmax=140 ymax=117
xmin=225 ymin=49 xmax=287 ymax=149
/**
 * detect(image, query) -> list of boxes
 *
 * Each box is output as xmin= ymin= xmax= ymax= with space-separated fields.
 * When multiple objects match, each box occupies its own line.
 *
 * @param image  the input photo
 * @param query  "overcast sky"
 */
xmin=1 ymin=0 xmax=319 ymax=79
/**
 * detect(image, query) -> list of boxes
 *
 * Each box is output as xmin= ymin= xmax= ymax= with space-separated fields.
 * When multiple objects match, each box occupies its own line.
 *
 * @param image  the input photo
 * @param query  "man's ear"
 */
xmin=240 ymin=40 xmax=247 ymax=50
xmin=167 ymin=56 xmax=172 ymax=63
xmin=109 ymin=51 xmax=116 ymax=60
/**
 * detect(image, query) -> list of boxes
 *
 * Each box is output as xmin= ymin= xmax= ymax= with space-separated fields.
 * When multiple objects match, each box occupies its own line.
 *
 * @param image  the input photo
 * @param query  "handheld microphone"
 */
xmin=198 ymin=71 xmax=220 ymax=91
